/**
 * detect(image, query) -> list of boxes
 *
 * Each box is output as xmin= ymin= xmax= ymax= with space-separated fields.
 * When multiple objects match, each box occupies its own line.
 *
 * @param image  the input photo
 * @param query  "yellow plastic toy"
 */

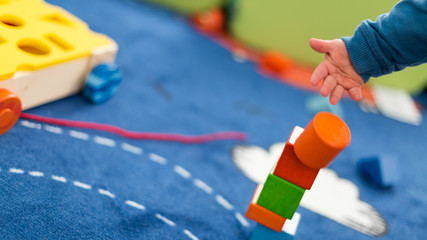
xmin=0 ymin=0 xmax=120 ymax=135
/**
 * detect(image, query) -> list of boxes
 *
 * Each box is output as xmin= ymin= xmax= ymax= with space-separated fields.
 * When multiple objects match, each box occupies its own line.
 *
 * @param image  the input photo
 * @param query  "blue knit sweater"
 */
xmin=342 ymin=0 xmax=427 ymax=82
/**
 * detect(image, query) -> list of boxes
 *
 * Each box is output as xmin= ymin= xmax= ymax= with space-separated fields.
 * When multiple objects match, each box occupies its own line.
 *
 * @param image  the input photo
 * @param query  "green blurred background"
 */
xmin=142 ymin=0 xmax=427 ymax=95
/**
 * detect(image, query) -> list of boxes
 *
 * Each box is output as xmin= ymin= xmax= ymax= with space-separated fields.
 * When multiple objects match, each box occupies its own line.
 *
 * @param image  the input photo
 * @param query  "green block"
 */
xmin=257 ymin=174 xmax=305 ymax=219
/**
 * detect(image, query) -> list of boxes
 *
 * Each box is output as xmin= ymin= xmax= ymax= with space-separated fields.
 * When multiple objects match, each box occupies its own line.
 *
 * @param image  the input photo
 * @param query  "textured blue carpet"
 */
xmin=0 ymin=0 xmax=426 ymax=239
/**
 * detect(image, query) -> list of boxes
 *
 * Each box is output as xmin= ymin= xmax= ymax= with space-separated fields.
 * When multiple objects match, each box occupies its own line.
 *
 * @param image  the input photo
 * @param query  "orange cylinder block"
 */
xmin=294 ymin=112 xmax=351 ymax=169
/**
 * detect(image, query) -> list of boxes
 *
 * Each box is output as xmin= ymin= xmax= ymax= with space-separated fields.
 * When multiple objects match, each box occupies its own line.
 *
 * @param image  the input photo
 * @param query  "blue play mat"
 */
xmin=0 ymin=0 xmax=426 ymax=239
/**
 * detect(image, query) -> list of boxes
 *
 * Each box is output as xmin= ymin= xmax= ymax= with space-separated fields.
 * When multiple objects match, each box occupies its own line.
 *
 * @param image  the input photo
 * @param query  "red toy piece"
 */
xmin=191 ymin=8 xmax=224 ymax=33
xmin=258 ymin=51 xmax=291 ymax=76
xmin=272 ymin=126 xmax=320 ymax=190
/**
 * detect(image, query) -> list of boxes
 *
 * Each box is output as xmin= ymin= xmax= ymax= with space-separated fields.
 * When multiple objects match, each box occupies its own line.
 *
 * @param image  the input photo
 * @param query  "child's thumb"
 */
xmin=309 ymin=38 xmax=333 ymax=53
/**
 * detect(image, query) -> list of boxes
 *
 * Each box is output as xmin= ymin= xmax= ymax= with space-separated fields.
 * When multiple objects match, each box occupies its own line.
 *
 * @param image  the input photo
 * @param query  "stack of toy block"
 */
xmin=246 ymin=112 xmax=351 ymax=239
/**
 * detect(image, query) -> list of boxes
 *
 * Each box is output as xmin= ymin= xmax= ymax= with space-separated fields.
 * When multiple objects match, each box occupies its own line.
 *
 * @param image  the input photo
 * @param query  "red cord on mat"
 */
xmin=20 ymin=113 xmax=247 ymax=143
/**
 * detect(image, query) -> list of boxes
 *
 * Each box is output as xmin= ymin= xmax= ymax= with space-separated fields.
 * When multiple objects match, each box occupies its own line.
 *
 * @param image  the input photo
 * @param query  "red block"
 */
xmin=246 ymin=184 xmax=286 ymax=232
xmin=272 ymin=126 xmax=320 ymax=190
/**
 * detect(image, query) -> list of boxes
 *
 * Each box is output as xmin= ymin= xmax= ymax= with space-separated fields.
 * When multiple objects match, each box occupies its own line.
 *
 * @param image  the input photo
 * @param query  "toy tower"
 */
xmin=246 ymin=112 xmax=351 ymax=239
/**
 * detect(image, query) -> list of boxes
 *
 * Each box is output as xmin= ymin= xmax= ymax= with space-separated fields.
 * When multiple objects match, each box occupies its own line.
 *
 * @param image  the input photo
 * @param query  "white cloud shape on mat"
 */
xmin=232 ymin=143 xmax=387 ymax=237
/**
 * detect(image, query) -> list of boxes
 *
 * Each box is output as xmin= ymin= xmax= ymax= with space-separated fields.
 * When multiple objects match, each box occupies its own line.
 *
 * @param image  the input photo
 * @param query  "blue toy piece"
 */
xmin=357 ymin=154 xmax=400 ymax=188
xmin=305 ymin=94 xmax=344 ymax=120
xmin=82 ymin=63 xmax=122 ymax=104
xmin=249 ymin=223 xmax=294 ymax=240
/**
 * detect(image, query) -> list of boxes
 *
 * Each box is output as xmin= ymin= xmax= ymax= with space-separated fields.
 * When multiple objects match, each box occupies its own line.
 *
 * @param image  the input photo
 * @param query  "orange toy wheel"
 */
xmin=0 ymin=89 xmax=22 ymax=135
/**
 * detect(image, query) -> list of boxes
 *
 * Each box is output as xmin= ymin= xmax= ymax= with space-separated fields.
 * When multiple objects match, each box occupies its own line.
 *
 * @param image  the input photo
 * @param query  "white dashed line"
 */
xmin=183 ymin=229 xmax=199 ymax=240
xmin=13 ymin=121 xmax=243 ymax=237
xmin=9 ymin=168 xmax=24 ymax=174
xmin=73 ymin=181 xmax=92 ymax=190
xmin=98 ymin=189 xmax=116 ymax=199
xmin=29 ymin=171 xmax=44 ymax=177
xmin=193 ymin=179 xmax=213 ymax=194
xmin=121 ymin=143 xmax=143 ymax=155
xmin=69 ymin=130 xmax=89 ymax=140
xmin=94 ymin=136 xmax=116 ymax=147
xmin=235 ymin=212 xmax=250 ymax=228
xmin=125 ymin=200 xmax=145 ymax=211
xmin=51 ymin=175 xmax=67 ymax=183
xmin=174 ymin=165 xmax=192 ymax=179
xmin=215 ymin=195 xmax=234 ymax=211
xmin=155 ymin=213 xmax=176 ymax=227
xmin=44 ymin=125 xmax=63 ymax=134
xmin=20 ymin=120 xmax=42 ymax=129
xmin=148 ymin=153 xmax=167 ymax=165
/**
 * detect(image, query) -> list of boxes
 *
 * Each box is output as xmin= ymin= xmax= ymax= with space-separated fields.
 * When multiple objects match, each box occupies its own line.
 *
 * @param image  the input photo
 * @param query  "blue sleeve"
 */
xmin=342 ymin=0 xmax=427 ymax=82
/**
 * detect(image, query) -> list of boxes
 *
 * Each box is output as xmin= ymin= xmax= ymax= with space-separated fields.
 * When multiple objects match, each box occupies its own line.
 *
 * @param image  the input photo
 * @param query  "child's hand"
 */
xmin=309 ymin=38 xmax=364 ymax=105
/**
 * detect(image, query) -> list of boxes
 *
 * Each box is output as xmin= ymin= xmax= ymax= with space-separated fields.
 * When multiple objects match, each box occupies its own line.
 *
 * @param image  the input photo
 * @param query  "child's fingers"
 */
xmin=319 ymin=75 xmax=337 ymax=97
xmin=309 ymin=38 xmax=334 ymax=53
xmin=329 ymin=85 xmax=344 ymax=105
xmin=310 ymin=62 xmax=328 ymax=87
xmin=348 ymin=86 xmax=363 ymax=101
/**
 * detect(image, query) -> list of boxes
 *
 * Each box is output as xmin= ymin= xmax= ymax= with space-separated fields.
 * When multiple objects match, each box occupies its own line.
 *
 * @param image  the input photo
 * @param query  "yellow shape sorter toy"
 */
xmin=0 ymin=0 xmax=120 ymax=135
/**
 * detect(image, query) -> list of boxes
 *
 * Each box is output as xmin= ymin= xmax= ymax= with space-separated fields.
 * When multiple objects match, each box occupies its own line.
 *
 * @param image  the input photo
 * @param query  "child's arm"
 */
xmin=311 ymin=0 xmax=427 ymax=105
xmin=343 ymin=0 xmax=427 ymax=80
